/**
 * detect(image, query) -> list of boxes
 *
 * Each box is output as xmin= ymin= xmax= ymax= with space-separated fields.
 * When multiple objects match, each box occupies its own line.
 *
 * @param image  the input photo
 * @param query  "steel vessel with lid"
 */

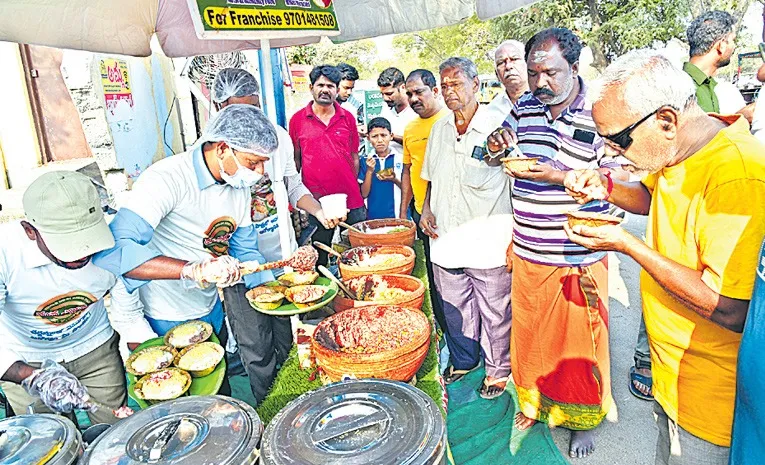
xmin=79 ymin=395 xmax=262 ymax=465
xmin=261 ymin=379 xmax=447 ymax=465
xmin=0 ymin=414 xmax=82 ymax=465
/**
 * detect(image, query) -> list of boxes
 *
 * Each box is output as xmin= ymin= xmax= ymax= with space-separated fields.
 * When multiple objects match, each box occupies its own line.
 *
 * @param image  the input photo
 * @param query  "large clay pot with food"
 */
xmin=312 ymin=305 xmax=431 ymax=382
xmin=333 ymin=274 xmax=425 ymax=312
xmin=348 ymin=219 xmax=417 ymax=248
xmin=337 ymin=245 xmax=416 ymax=280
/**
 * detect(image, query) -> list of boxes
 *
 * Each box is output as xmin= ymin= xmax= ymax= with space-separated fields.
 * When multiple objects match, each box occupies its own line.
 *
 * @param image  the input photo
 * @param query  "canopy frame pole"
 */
xmin=261 ymin=38 xmax=293 ymax=264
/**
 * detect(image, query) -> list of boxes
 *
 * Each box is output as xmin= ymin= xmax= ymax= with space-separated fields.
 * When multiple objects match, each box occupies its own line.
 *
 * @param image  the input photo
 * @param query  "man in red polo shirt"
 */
xmin=289 ymin=64 xmax=365 ymax=266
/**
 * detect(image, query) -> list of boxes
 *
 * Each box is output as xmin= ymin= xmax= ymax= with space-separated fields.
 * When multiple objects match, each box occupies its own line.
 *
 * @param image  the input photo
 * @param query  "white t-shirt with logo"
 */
xmin=0 ymin=222 xmax=115 ymax=378
xmin=120 ymin=149 xmax=254 ymax=322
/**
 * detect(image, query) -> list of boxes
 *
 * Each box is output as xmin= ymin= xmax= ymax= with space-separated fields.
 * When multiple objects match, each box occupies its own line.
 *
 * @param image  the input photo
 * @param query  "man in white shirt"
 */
xmin=210 ymin=68 xmax=343 ymax=402
xmin=485 ymin=40 xmax=530 ymax=122
xmin=377 ymin=67 xmax=417 ymax=153
xmin=419 ymin=57 xmax=513 ymax=400
xmin=0 ymin=171 xmax=126 ymax=424
xmin=95 ymin=104 xmax=277 ymax=395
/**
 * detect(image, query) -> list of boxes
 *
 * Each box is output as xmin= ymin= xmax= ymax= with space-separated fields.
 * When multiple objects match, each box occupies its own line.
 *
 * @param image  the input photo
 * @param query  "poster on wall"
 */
xmin=186 ymin=0 xmax=340 ymax=40
xmin=99 ymin=58 xmax=134 ymax=122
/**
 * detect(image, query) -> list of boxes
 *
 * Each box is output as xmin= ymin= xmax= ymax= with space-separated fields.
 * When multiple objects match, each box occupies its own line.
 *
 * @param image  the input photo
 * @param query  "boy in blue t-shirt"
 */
xmin=358 ymin=117 xmax=407 ymax=219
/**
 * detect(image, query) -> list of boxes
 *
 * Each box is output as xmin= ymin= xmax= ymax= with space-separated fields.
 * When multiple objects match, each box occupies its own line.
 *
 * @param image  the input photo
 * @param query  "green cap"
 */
xmin=22 ymin=171 xmax=115 ymax=262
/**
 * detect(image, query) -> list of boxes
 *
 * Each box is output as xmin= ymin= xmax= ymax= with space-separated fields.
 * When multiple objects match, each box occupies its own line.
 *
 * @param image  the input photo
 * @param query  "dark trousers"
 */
xmin=310 ymin=206 xmax=367 ymax=266
xmin=223 ymin=283 xmax=293 ymax=404
xmin=411 ymin=205 xmax=448 ymax=335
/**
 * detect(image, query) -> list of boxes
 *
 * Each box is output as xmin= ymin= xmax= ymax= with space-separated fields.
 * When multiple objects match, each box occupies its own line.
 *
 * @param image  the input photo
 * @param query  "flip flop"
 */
xmin=628 ymin=366 xmax=653 ymax=401
xmin=479 ymin=376 xmax=509 ymax=400
xmin=444 ymin=365 xmax=475 ymax=385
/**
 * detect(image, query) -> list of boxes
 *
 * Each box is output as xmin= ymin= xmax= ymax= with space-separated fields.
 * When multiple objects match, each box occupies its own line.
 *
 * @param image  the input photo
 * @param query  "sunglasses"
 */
xmin=599 ymin=106 xmax=665 ymax=150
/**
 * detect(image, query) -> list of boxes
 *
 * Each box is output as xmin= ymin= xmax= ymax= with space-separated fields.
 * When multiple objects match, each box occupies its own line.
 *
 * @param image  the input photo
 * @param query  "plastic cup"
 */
xmin=319 ymin=194 xmax=348 ymax=220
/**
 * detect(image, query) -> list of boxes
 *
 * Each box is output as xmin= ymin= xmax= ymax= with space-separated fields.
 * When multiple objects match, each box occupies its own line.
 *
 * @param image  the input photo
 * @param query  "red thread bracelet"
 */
xmin=604 ymin=170 xmax=614 ymax=200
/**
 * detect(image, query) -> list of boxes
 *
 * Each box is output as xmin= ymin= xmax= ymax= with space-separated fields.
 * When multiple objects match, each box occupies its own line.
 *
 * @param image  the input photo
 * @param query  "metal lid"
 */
xmin=80 ymin=396 xmax=261 ymax=465
xmin=0 ymin=414 xmax=81 ymax=465
xmin=261 ymin=379 xmax=445 ymax=465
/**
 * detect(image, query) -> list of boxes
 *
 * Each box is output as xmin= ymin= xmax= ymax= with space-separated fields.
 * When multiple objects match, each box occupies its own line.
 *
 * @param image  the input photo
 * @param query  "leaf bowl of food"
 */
xmin=133 ymin=368 xmax=192 ymax=402
xmin=501 ymin=156 xmax=539 ymax=172
xmin=312 ymin=305 xmax=431 ymax=382
xmin=565 ymin=211 xmax=623 ymax=229
xmin=283 ymin=285 xmax=330 ymax=309
xmin=334 ymin=274 xmax=425 ymax=312
xmin=246 ymin=285 xmax=287 ymax=310
xmin=163 ymin=320 xmax=213 ymax=349
xmin=349 ymin=219 xmax=416 ymax=248
xmin=339 ymin=245 xmax=416 ymax=279
xmin=174 ymin=341 xmax=225 ymax=378
xmin=277 ymin=270 xmax=319 ymax=287
xmin=125 ymin=345 xmax=178 ymax=376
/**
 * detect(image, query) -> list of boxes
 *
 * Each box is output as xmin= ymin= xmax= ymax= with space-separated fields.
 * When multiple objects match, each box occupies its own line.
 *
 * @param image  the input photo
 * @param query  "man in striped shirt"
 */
xmin=487 ymin=27 xmax=628 ymax=459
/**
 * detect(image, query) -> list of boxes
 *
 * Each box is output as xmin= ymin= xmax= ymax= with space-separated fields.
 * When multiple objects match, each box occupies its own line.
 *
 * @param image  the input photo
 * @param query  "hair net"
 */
xmin=212 ymin=68 xmax=260 ymax=104
xmin=202 ymin=104 xmax=278 ymax=156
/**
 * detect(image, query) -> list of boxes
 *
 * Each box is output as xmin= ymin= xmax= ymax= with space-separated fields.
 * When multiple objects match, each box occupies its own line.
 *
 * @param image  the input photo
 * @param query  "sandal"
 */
xmin=628 ymin=366 xmax=653 ymax=401
xmin=444 ymin=365 xmax=475 ymax=385
xmin=479 ymin=376 xmax=509 ymax=400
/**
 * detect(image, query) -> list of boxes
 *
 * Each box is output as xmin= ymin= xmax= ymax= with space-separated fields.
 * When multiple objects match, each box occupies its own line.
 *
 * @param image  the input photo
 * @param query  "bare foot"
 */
xmin=569 ymin=429 xmax=595 ymax=458
xmin=632 ymin=367 xmax=652 ymax=397
xmin=514 ymin=412 xmax=537 ymax=431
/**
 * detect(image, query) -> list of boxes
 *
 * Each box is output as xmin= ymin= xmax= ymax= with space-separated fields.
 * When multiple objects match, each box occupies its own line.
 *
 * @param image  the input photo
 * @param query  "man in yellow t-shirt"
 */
xmin=400 ymin=68 xmax=449 ymax=334
xmin=563 ymin=50 xmax=765 ymax=464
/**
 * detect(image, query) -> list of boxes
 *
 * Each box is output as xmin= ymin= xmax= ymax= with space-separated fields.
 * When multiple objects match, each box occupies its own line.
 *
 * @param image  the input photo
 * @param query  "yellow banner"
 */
xmin=203 ymin=6 xmax=337 ymax=30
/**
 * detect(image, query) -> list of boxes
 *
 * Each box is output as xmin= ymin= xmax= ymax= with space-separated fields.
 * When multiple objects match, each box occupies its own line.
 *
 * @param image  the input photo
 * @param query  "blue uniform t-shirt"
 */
xmin=730 ymin=237 xmax=765 ymax=464
xmin=358 ymin=153 xmax=402 ymax=220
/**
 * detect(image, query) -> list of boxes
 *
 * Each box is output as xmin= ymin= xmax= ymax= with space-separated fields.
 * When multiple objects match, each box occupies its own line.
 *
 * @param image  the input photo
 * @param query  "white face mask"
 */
xmin=218 ymin=150 xmax=263 ymax=189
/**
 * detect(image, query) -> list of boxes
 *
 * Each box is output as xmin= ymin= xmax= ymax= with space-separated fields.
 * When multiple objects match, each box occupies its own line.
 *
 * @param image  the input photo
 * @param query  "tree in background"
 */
xmin=287 ymin=38 xmax=378 ymax=79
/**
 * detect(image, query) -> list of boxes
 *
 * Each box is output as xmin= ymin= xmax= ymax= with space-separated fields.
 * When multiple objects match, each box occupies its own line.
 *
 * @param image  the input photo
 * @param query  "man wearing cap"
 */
xmin=211 ymin=68 xmax=345 ymax=402
xmin=0 ymin=171 xmax=126 ymax=424
xmin=95 ymin=105 xmax=277 ymax=397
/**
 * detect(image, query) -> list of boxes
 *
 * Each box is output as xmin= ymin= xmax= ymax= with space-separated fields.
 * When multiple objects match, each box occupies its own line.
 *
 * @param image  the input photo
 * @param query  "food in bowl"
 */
xmin=501 ymin=157 xmax=539 ymax=172
xmin=164 ymin=321 xmax=213 ymax=349
xmin=278 ymin=270 xmax=319 ymax=287
xmin=565 ymin=211 xmax=623 ymax=228
xmin=355 ymin=253 xmax=407 ymax=268
xmin=345 ymin=275 xmax=413 ymax=302
xmin=175 ymin=342 xmax=225 ymax=377
xmin=126 ymin=345 xmax=178 ymax=376
xmin=314 ymin=306 xmax=426 ymax=354
xmin=363 ymin=225 xmax=410 ymax=235
xmin=375 ymin=167 xmax=395 ymax=180
xmin=246 ymin=286 xmax=286 ymax=310
xmin=134 ymin=368 xmax=192 ymax=401
xmin=284 ymin=285 xmax=329 ymax=308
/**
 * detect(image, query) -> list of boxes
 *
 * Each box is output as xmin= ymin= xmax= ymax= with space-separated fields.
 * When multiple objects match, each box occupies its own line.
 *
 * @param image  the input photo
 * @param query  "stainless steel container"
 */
xmin=0 ymin=414 xmax=82 ymax=465
xmin=261 ymin=379 xmax=447 ymax=465
xmin=79 ymin=395 xmax=262 ymax=465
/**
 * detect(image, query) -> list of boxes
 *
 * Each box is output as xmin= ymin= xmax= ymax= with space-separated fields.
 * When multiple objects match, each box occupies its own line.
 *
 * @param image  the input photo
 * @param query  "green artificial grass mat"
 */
xmin=255 ymin=239 xmax=445 ymax=425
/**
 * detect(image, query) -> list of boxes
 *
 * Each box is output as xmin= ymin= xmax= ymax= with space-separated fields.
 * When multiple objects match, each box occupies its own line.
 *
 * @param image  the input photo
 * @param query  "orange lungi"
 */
xmin=511 ymin=253 xmax=612 ymax=430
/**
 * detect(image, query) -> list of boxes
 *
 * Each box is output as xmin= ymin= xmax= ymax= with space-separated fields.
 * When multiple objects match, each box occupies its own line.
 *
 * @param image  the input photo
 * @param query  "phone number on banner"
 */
xmin=204 ymin=7 xmax=337 ymax=30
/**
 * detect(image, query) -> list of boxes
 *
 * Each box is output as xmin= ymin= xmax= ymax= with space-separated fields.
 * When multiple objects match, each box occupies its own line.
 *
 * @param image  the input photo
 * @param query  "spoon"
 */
xmin=338 ymin=221 xmax=364 ymax=234
xmin=317 ymin=265 xmax=355 ymax=299
xmin=240 ymin=245 xmax=319 ymax=275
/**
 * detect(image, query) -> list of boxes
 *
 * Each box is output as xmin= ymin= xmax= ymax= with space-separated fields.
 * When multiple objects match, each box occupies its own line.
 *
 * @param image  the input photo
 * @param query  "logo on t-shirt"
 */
xmin=203 ymin=216 xmax=237 ymax=256
xmin=34 ymin=291 xmax=97 ymax=326
xmin=251 ymin=174 xmax=277 ymax=223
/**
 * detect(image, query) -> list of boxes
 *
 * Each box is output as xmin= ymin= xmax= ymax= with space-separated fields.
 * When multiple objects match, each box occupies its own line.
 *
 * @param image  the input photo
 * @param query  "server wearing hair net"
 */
xmin=94 ymin=104 xmax=277 ymax=395
xmin=211 ymin=68 xmax=345 ymax=402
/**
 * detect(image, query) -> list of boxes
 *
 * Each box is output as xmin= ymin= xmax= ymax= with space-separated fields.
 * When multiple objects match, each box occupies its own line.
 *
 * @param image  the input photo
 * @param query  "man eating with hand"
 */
xmin=564 ymin=50 xmax=765 ymax=465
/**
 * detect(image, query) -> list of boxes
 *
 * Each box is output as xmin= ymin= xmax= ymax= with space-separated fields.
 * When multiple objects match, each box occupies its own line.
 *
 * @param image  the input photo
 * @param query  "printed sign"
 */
xmin=35 ymin=291 xmax=97 ymax=326
xmin=99 ymin=59 xmax=133 ymax=117
xmin=187 ymin=0 xmax=340 ymax=39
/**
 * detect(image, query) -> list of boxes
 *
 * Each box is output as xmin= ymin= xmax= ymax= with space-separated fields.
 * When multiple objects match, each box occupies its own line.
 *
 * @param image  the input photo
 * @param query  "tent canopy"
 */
xmin=0 ymin=0 xmax=539 ymax=58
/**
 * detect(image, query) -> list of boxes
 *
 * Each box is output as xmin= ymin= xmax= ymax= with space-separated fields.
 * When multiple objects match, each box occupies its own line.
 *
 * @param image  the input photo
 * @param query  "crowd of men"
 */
xmin=1 ymin=8 xmax=765 ymax=465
